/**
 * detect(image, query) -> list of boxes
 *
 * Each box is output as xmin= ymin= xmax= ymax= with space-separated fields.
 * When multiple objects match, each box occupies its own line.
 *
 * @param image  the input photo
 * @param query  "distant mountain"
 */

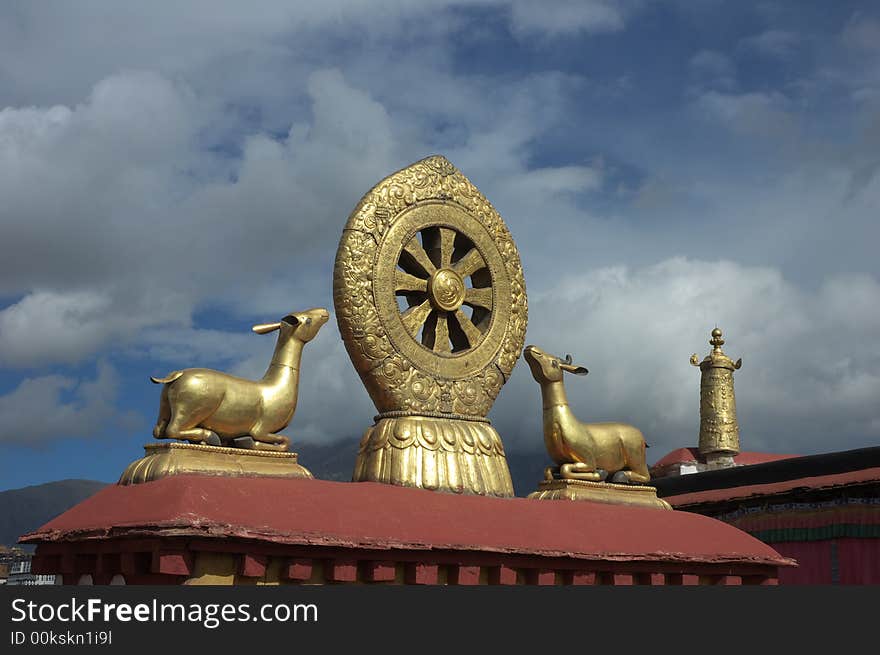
xmin=505 ymin=450 xmax=551 ymax=496
xmin=0 ymin=444 xmax=548 ymax=548
xmin=295 ymin=439 xmax=361 ymax=482
xmin=0 ymin=479 xmax=109 ymax=548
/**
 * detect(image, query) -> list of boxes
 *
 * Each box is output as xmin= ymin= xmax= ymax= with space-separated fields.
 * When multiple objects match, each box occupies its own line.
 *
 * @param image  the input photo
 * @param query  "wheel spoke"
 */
xmin=433 ymin=313 xmax=451 ymax=353
xmin=395 ymin=269 xmax=427 ymax=293
xmin=452 ymin=247 xmax=485 ymax=278
xmin=454 ymin=308 xmax=483 ymax=347
xmin=439 ymin=227 xmax=456 ymax=268
xmin=400 ymin=238 xmax=437 ymax=277
xmin=464 ymin=287 xmax=493 ymax=310
xmin=401 ymin=299 xmax=433 ymax=337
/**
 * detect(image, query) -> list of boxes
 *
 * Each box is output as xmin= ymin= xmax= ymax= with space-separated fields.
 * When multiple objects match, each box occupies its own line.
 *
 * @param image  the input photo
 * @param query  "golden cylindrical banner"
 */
xmin=690 ymin=328 xmax=742 ymax=458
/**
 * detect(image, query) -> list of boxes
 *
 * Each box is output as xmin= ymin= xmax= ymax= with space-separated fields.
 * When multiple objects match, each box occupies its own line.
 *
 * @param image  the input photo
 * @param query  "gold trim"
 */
xmin=374 ymin=410 xmax=490 ymax=423
xmin=118 ymin=443 xmax=314 ymax=486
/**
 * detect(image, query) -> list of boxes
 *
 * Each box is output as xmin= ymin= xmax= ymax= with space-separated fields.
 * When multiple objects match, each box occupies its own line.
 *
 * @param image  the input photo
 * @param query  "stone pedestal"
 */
xmin=529 ymin=478 xmax=672 ymax=510
xmin=118 ymin=442 xmax=313 ymax=485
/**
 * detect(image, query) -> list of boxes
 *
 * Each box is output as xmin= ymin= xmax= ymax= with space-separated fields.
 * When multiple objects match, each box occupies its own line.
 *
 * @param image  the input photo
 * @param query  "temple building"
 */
xmin=650 ymin=328 xmax=880 ymax=584
xmin=4 ymin=558 xmax=56 ymax=586
xmin=650 ymin=448 xmax=797 ymax=478
xmin=653 ymin=447 xmax=880 ymax=584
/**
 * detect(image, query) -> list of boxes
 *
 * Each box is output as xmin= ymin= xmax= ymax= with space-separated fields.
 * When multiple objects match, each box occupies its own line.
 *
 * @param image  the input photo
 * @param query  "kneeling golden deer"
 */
xmin=151 ymin=307 xmax=329 ymax=452
xmin=523 ymin=345 xmax=650 ymax=484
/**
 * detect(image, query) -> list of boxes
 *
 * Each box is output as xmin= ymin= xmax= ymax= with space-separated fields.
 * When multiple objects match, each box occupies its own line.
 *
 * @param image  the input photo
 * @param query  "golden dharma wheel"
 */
xmin=334 ymin=155 xmax=528 ymax=496
xmin=334 ymin=155 xmax=527 ymax=419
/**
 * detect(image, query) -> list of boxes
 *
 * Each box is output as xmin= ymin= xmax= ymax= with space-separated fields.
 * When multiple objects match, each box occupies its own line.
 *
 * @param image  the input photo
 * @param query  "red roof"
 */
xmin=665 ymin=467 xmax=880 ymax=507
xmin=652 ymin=447 xmax=798 ymax=469
xmin=653 ymin=447 xmax=701 ymax=467
xmin=22 ymin=475 xmax=789 ymax=567
xmin=734 ymin=452 xmax=799 ymax=466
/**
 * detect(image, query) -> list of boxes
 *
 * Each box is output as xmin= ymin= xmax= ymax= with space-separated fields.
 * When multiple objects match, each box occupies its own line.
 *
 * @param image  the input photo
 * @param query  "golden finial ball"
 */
xmin=711 ymin=328 xmax=723 ymax=338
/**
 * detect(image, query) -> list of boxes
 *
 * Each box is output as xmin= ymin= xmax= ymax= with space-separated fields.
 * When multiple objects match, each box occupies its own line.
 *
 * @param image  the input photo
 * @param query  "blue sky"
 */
xmin=1 ymin=1 xmax=879 ymax=491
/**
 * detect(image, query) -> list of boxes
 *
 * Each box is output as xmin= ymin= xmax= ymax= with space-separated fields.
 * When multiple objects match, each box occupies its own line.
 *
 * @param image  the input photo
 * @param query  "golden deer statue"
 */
xmin=151 ymin=308 xmax=330 ymax=452
xmin=523 ymin=345 xmax=650 ymax=484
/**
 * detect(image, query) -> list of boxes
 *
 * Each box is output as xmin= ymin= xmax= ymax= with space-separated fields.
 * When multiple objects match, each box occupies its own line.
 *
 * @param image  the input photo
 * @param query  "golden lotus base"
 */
xmin=352 ymin=416 xmax=514 ymax=497
xmin=528 ymin=478 xmax=672 ymax=510
xmin=118 ymin=442 xmax=314 ymax=486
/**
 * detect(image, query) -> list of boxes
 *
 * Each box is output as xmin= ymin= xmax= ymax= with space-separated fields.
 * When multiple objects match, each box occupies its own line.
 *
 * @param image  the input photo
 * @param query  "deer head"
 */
xmin=523 ymin=344 xmax=588 ymax=384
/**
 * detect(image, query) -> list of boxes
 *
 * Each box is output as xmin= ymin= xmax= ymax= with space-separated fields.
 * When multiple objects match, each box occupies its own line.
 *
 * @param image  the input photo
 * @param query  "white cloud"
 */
xmin=688 ymin=50 xmax=738 ymax=92
xmin=497 ymin=164 xmax=604 ymax=200
xmin=0 ymin=285 xmax=196 ymax=368
xmin=139 ymin=326 xmax=264 ymax=370
xmin=507 ymin=0 xmax=630 ymax=37
xmin=0 ymin=67 xmax=405 ymax=366
xmin=690 ymin=50 xmax=736 ymax=79
xmin=0 ymin=72 xmax=201 ymax=296
xmin=0 ymin=290 xmax=113 ymax=367
xmin=842 ymin=14 xmax=880 ymax=52
xmin=0 ymin=35 xmax=601 ymax=380
xmin=0 ymin=1 xmax=644 ymax=109
xmin=695 ymin=90 xmax=795 ymax=137
xmin=738 ymin=30 xmax=800 ymax=58
xmin=0 ymin=362 xmax=140 ymax=445
xmin=491 ymin=258 xmax=880 ymax=458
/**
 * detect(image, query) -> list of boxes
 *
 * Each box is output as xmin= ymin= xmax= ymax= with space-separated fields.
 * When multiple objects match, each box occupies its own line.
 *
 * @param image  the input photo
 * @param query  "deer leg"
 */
xmin=153 ymin=420 xmax=168 ymax=440
xmin=251 ymin=432 xmax=291 ymax=452
xmin=611 ymin=469 xmax=651 ymax=484
xmin=164 ymin=412 xmax=220 ymax=446
xmin=164 ymin=426 xmax=220 ymax=445
xmin=152 ymin=387 xmax=171 ymax=439
xmin=232 ymin=436 xmax=256 ymax=449
xmin=611 ymin=439 xmax=651 ymax=484
xmin=627 ymin=460 xmax=651 ymax=484
xmin=561 ymin=462 xmax=604 ymax=482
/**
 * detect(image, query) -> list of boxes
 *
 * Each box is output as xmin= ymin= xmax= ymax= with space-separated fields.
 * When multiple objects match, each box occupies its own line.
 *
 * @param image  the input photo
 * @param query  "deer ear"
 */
xmin=560 ymin=363 xmax=588 ymax=376
xmin=252 ymin=322 xmax=281 ymax=334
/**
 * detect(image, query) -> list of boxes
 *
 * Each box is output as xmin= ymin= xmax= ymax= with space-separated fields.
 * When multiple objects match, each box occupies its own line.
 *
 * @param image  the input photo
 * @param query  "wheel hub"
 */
xmin=428 ymin=268 xmax=466 ymax=312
